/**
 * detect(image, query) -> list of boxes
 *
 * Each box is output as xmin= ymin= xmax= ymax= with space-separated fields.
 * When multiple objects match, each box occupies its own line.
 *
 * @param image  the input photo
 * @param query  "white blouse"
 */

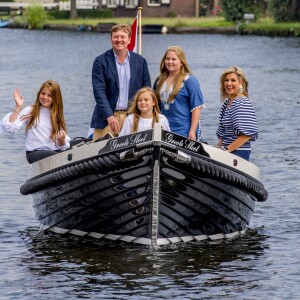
xmin=119 ymin=114 xmax=170 ymax=136
xmin=0 ymin=106 xmax=70 ymax=151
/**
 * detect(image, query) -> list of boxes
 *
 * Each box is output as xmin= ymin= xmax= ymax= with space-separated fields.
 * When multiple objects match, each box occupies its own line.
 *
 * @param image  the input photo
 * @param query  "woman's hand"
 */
xmin=56 ymin=130 xmax=67 ymax=147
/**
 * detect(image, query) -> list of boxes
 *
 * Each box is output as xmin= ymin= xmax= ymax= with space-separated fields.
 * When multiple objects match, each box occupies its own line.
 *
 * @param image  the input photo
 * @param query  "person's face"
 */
xmin=137 ymin=92 xmax=155 ymax=114
xmin=111 ymin=30 xmax=130 ymax=52
xmin=164 ymin=50 xmax=183 ymax=74
xmin=224 ymin=73 xmax=240 ymax=99
xmin=39 ymin=87 xmax=53 ymax=109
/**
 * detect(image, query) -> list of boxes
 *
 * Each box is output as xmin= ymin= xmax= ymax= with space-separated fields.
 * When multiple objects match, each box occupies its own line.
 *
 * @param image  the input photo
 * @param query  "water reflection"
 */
xmin=20 ymin=227 xmax=268 ymax=298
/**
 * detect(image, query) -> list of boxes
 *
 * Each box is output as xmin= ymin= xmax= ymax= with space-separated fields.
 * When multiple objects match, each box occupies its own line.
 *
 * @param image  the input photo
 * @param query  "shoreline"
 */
xmin=3 ymin=21 xmax=299 ymax=37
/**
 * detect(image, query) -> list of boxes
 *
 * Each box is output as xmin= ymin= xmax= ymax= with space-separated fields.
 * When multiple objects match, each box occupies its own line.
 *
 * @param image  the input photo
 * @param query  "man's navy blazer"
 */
xmin=91 ymin=49 xmax=151 ymax=129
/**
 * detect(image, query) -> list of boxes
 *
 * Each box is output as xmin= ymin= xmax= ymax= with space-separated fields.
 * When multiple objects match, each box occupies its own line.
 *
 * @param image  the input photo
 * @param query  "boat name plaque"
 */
xmin=99 ymin=131 xmax=152 ymax=154
xmin=163 ymin=131 xmax=209 ymax=156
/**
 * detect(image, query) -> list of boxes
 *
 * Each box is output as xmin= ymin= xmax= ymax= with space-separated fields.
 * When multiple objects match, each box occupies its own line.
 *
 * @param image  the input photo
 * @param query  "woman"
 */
xmin=216 ymin=66 xmax=258 ymax=161
xmin=154 ymin=46 xmax=205 ymax=141
xmin=0 ymin=80 xmax=70 ymax=163
xmin=119 ymin=87 xmax=170 ymax=136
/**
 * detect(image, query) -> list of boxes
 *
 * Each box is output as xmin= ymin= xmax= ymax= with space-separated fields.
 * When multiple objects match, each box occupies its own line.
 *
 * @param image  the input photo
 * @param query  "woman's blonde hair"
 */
xmin=25 ymin=80 xmax=67 ymax=141
xmin=128 ymin=87 xmax=161 ymax=133
xmin=220 ymin=66 xmax=249 ymax=101
xmin=155 ymin=46 xmax=192 ymax=103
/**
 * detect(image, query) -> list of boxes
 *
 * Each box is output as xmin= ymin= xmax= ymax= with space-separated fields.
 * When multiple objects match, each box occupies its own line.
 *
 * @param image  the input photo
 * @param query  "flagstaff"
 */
xmin=138 ymin=7 xmax=143 ymax=55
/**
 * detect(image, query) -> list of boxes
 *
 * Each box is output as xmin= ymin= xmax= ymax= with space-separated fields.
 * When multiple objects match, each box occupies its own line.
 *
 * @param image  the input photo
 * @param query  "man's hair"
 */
xmin=110 ymin=24 xmax=132 ymax=38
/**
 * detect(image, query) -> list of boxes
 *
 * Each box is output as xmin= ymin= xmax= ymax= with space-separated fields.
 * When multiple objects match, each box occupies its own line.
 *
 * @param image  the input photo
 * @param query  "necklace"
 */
xmin=160 ymin=81 xmax=174 ymax=110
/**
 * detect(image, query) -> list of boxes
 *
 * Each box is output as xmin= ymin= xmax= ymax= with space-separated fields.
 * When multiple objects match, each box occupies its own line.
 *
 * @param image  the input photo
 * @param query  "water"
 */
xmin=0 ymin=29 xmax=299 ymax=299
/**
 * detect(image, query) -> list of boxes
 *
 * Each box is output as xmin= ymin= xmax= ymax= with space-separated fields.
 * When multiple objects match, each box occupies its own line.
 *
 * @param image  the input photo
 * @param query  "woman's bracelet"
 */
xmin=13 ymin=109 xmax=20 ymax=114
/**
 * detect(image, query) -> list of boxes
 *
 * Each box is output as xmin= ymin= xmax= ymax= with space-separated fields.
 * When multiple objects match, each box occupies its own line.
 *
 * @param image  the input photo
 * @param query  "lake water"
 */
xmin=0 ymin=28 xmax=299 ymax=300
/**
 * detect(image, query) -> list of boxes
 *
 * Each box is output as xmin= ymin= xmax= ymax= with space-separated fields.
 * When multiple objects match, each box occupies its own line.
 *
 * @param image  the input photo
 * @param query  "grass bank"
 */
xmin=241 ymin=18 xmax=300 ymax=36
xmin=9 ymin=14 xmax=300 ymax=37
xmin=46 ymin=16 xmax=300 ymax=36
xmin=45 ymin=16 xmax=234 ymax=28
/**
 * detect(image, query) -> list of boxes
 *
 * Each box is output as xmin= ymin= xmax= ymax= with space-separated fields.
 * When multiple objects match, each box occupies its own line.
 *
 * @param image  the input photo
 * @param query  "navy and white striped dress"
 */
xmin=216 ymin=96 xmax=258 ymax=150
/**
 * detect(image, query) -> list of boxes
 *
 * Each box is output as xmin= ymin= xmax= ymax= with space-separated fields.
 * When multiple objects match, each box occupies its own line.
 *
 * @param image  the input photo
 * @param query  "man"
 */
xmin=90 ymin=23 xmax=151 ymax=140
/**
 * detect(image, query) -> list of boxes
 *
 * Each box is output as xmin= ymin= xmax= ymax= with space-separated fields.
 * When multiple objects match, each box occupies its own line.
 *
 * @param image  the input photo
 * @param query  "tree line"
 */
xmin=217 ymin=0 xmax=300 ymax=22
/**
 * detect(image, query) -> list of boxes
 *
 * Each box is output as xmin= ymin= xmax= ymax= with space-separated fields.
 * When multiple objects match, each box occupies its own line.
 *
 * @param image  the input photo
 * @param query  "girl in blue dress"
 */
xmin=154 ymin=46 xmax=205 ymax=141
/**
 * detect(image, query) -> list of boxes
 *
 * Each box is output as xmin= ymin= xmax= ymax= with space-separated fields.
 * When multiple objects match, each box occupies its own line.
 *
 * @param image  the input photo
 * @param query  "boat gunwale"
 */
xmin=21 ymin=138 xmax=268 ymax=202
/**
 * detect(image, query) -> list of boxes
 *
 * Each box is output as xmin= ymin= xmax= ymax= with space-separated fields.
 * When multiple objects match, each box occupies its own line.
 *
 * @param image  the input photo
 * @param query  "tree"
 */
xmin=24 ymin=2 xmax=47 ymax=29
xmin=270 ymin=0 xmax=300 ymax=21
xmin=221 ymin=0 xmax=247 ymax=22
xmin=70 ymin=0 xmax=77 ymax=19
xmin=221 ymin=0 xmax=268 ymax=22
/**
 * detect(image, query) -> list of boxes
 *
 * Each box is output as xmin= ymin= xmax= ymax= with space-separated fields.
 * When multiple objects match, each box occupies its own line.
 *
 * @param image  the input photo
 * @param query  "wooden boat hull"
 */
xmin=21 ymin=125 xmax=267 ymax=246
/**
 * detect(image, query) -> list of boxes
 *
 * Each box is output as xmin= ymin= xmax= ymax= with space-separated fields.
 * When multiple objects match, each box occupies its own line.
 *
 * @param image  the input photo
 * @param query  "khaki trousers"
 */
xmin=93 ymin=111 xmax=127 ymax=141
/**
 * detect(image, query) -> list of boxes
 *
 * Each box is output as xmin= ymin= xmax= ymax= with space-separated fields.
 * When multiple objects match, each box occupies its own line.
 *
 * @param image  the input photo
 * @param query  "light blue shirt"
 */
xmin=114 ymin=51 xmax=131 ymax=110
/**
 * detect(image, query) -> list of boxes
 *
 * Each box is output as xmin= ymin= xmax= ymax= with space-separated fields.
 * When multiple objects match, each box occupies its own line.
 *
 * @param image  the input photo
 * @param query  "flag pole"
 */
xmin=138 ymin=7 xmax=143 ymax=55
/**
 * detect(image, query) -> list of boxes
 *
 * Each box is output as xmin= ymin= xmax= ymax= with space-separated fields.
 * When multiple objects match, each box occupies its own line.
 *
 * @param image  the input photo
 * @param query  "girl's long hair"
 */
xmin=128 ymin=87 xmax=161 ymax=133
xmin=25 ymin=80 xmax=67 ymax=141
xmin=155 ymin=46 xmax=191 ymax=103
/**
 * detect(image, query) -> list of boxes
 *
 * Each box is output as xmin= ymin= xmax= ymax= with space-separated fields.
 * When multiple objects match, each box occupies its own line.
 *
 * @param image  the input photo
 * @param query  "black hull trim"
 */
xmin=21 ymin=147 xmax=267 ymax=202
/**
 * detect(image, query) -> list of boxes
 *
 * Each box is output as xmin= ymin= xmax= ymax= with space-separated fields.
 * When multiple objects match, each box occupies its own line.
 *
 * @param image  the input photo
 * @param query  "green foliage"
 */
xmin=23 ymin=2 xmax=48 ymax=29
xmin=78 ymin=9 xmax=112 ymax=19
xmin=173 ymin=20 xmax=187 ymax=28
xmin=47 ymin=9 xmax=112 ymax=20
xmin=242 ymin=18 xmax=300 ymax=36
xmin=269 ymin=0 xmax=300 ymax=22
xmin=221 ymin=0 xmax=247 ymax=22
xmin=245 ymin=0 xmax=268 ymax=19
xmin=47 ymin=10 xmax=70 ymax=20
xmin=167 ymin=11 xmax=177 ymax=18
xmin=221 ymin=0 xmax=268 ymax=22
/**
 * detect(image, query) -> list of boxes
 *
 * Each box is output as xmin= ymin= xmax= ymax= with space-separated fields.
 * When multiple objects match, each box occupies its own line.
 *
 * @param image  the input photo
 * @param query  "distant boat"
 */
xmin=0 ymin=20 xmax=10 ymax=28
xmin=20 ymin=124 xmax=268 ymax=246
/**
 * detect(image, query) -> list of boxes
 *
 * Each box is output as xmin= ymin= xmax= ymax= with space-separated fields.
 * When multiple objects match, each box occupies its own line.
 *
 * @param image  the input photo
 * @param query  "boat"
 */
xmin=20 ymin=124 xmax=268 ymax=246
xmin=0 ymin=20 xmax=10 ymax=28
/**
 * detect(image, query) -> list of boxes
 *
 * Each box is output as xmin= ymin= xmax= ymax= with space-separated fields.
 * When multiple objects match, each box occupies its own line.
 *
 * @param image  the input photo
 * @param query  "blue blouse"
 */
xmin=156 ymin=74 xmax=205 ymax=140
xmin=216 ymin=96 xmax=258 ymax=150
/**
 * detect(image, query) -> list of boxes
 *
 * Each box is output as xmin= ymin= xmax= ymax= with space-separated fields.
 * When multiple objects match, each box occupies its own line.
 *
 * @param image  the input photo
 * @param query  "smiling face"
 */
xmin=137 ymin=91 xmax=155 ymax=117
xmin=39 ymin=87 xmax=53 ymax=109
xmin=224 ymin=73 xmax=241 ymax=100
xmin=111 ymin=29 xmax=131 ymax=53
xmin=164 ymin=50 xmax=183 ymax=75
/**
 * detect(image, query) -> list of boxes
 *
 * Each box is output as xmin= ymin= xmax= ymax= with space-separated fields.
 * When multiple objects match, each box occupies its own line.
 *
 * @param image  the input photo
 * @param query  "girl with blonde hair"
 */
xmin=154 ymin=45 xmax=205 ymax=140
xmin=119 ymin=87 xmax=170 ymax=136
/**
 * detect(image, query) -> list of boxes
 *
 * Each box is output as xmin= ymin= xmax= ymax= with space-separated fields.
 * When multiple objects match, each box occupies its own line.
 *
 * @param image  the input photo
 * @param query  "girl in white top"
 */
xmin=119 ymin=87 xmax=170 ymax=136
xmin=1 ymin=80 xmax=70 ymax=163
